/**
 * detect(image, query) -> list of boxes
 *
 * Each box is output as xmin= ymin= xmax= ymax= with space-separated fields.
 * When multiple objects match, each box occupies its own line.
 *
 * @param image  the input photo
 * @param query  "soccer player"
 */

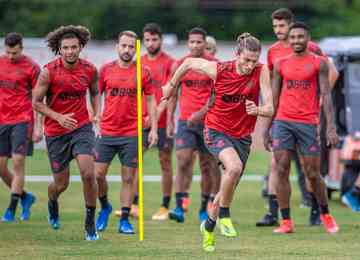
xmin=140 ymin=23 xmax=175 ymax=220
xmin=94 ymin=30 xmax=158 ymax=234
xmin=163 ymin=33 xmax=274 ymax=252
xmin=32 ymin=25 xmax=99 ymax=240
xmin=166 ymin=27 xmax=218 ymax=224
xmin=256 ymin=8 xmax=339 ymax=227
xmin=0 ymin=32 xmax=41 ymax=222
xmin=265 ymin=22 xmax=339 ymax=234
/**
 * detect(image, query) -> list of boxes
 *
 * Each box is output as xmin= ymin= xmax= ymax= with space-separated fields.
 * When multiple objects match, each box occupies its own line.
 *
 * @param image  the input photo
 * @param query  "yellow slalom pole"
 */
xmin=136 ymin=39 xmax=144 ymax=241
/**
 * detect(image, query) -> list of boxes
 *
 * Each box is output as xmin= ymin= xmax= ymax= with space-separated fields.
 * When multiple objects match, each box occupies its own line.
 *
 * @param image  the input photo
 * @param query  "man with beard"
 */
xmin=0 ymin=32 xmax=41 ymax=222
xmin=264 ymin=22 xmax=339 ymax=234
xmin=94 ymin=31 xmax=158 ymax=234
xmin=33 ymin=25 xmax=99 ymax=240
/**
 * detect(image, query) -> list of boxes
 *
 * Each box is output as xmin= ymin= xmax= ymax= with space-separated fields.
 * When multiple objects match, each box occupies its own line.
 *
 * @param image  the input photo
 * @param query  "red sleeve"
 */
xmin=308 ymin=41 xmax=326 ymax=57
xmin=98 ymin=66 xmax=106 ymax=94
xmin=267 ymin=49 xmax=274 ymax=71
xmin=30 ymin=63 xmax=40 ymax=89
xmin=142 ymin=68 xmax=153 ymax=96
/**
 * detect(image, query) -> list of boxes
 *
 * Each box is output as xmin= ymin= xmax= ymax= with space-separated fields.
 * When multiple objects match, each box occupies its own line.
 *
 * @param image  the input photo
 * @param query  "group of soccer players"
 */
xmin=0 ymin=7 xmax=347 ymax=252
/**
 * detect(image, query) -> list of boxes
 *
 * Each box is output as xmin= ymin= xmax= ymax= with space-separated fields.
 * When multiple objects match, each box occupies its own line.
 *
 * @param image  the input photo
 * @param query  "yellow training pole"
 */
xmin=136 ymin=39 xmax=144 ymax=241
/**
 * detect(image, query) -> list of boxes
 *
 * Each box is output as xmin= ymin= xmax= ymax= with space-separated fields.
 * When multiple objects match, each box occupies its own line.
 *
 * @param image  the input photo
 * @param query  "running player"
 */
xmin=167 ymin=27 xmax=218 ymax=224
xmin=163 ymin=32 xmax=273 ymax=252
xmin=0 ymin=32 xmax=41 ymax=222
xmin=32 ymin=25 xmax=99 ymax=240
xmin=141 ymin=23 xmax=175 ymax=220
xmin=256 ymin=8 xmax=339 ymax=227
xmin=265 ymin=22 xmax=339 ymax=234
xmin=94 ymin=30 xmax=158 ymax=234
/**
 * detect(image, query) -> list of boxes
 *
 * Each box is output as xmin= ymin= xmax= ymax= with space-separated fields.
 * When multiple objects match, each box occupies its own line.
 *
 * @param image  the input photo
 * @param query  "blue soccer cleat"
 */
xmin=168 ymin=207 xmax=185 ymax=223
xmin=118 ymin=219 xmax=135 ymax=234
xmin=342 ymin=191 xmax=360 ymax=212
xmin=2 ymin=208 xmax=15 ymax=222
xmin=96 ymin=204 xmax=112 ymax=232
xmin=85 ymin=229 xmax=100 ymax=241
xmin=20 ymin=192 xmax=36 ymax=221
xmin=199 ymin=209 xmax=208 ymax=223
xmin=48 ymin=202 xmax=60 ymax=230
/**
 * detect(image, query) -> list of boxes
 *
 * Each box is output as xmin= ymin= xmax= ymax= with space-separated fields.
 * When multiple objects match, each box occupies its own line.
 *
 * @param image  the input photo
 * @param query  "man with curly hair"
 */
xmin=33 ymin=25 xmax=99 ymax=241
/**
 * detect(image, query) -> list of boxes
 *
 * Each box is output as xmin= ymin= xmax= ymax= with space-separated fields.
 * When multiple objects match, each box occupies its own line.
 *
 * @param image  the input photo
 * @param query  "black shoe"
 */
xmin=256 ymin=213 xmax=278 ymax=227
xmin=309 ymin=209 xmax=321 ymax=226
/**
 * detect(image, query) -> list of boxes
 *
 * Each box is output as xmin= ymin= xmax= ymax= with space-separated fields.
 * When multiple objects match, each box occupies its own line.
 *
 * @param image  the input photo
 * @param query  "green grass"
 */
xmin=0 ymin=181 xmax=360 ymax=259
xmin=22 ymin=149 xmax=270 ymax=176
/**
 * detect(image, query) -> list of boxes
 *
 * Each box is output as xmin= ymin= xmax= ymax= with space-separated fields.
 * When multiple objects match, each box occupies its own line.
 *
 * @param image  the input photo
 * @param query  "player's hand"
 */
xmin=32 ymin=126 xmax=43 ymax=143
xmin=245 ymin=100 xmax=258 ymax=116
xmin=161 ymin=82 xmax=176 ymax=101
xmin=263 ymin=130 xmax=272 ymax=152
xmin=90 ymin=114 xmax=101 ymax=135
xmin=326 ymin=126 xmax=339 ymax=147
xmin=187 ymin=111 xmax=203 ymax=127
xmin=56 ymin=113 xmax=78 ymax=130
xmin=166 ymin=120 xmax=175 ymax=138
xmin=148 ymin=129 xmax=158 ymax=148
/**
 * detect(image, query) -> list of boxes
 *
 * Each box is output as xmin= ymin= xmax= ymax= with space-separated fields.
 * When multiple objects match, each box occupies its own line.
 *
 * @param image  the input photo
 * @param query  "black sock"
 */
xmin=99 ymin=195 xmax=110 ymax=209
xmin=268 ymin=194 xmax=278 ymax=219
xmin=319 ymin=204 xmax=329 ymax=215
xmin=209 ymin=194 xmax=215 ymax=203
xmin=8 ymin=193 xmax=21 ymax=212
xmin=133 ymin=195 xmax=139 ymax=205
xmin=85 ymin=205 xmax=96 ymax=232
xmin=121 ymin=207 xmax=131 ymax=221
xmin=162 ymin=196 xmax=171 ymax=209
xmin=310 ymin=193 xmax=319 ymax=213
xmin=200 ymin=193 xmax=210 ymax=212
xmin=175 ymin=192 xmax=184 ymax=209
xmin=280 ymin=208 xmax=290 ymax=220
xmin=219 ymin=207 xmax=230 ymax=219
xmin=20 ymin=191 xmax=28 ymax=200
xmin=48 ymin=199 xmax=59 ymax=218
xmin=204 ymin=217 xmax=216 ymax=232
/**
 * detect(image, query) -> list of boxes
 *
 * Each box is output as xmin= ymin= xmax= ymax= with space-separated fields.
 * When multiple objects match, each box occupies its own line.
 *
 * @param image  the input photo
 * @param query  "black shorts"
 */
xmin=204 ymin=127 xmax=252 ymax=166
xmin=0 ymin=122 xmax=32 ymax=157
xmin=46 ymin=123 xmax=95 ymax=173
xmin=143 ymin=127 xmax=173 ymax=151
xmin=175 ymin=120 xmax=209 ymax=154
xmin=272 ymin=120 xmax=320 ymax=156
xmin=95 ymin=135 xmax=139 ymax=168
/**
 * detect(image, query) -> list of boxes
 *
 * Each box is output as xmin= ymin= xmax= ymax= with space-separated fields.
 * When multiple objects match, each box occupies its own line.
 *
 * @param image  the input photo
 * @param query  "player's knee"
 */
xmin=81 ymin=170 xmax=96 ymax=183
xmin=122 ymin=174 xmax=134 ymax=185
xmin=56 ymin=180 xmax=69 ymax=193
xmin=276 ymin=161 xmax=290 ymax=178
xmin=226 ymin=163 xmax=242 ymax=178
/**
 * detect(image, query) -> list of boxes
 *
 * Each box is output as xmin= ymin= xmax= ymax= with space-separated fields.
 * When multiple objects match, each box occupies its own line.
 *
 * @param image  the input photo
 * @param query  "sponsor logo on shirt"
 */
xmin=58 ymin=90 xmax=87 ymax=100
xmin=109 ymin=87 xmax=137 ymax=97
xmin=183 ymin=79 xmax=212 ymax=88
xmin=287 ymin=79 xmax=311 ymax=90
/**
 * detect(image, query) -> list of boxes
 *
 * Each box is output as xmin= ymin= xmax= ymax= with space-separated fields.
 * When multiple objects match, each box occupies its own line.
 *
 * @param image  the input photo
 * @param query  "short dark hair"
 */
xmin=289 ymin=21 xmax=310 ymax=33
xmin=5 ymin=32 xmax=23 ymax=47
xmin=188 ymin=27 xmax=207 ymax=40
xmin=46 ymin=25 xmax=91 ymax=55
xmin=118 ymin=30 xmax=138 ymax=41
xmin=143 ymin=23 xmax=162 ymax=38
xmin=271 ymin=8 xmax=294 ymax=23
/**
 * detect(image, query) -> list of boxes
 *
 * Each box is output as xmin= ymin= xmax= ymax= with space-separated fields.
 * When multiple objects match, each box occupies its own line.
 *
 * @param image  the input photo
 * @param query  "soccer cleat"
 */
xmin=320 ymin=214 xmax=339 ymax=234
xmin=20 ymin=192 xmax=36 ymax=221
xmin=341 ymin=191 xmax=360 ymax=212
xmin=273 ymin=219 xmax=294 ymax=234
xmin=256 ymin=213 xmax=279 ymax=227
xmin=96 ymin=204 xmax=113 ymax=232
xmin=200 ymin=221 xmax=215 ymax=252
xmin=219 ymin=218 xmax=237 ymax=237
xmin=198 ymin=210 xmax=208 ymax=223
xmin=182 ymin=197 xmax=191 ymax=212
xmin=152 ymin=207 xmax=169 ymax=220
xmin=130 ymin=204 xmax=139 ymax=218
xmin=2 ymin=209 xmax=15 ymax=222
xmin=309 ymin=209 xmax=321 ymax=226
xmin=168 ymin=207 xmax=185 ymax=223
xmin=118 ymin=219 xmax=135 ymax=234
xmin=85 ymin=230 xmax=100 ymax=241
xmin=48 ymin=203 xmax=60 ymax=230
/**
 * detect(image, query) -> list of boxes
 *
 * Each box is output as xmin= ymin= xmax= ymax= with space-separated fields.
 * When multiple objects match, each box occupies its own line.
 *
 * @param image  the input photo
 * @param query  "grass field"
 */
xmin=1 ymin=150 xmax=360 ymax=259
